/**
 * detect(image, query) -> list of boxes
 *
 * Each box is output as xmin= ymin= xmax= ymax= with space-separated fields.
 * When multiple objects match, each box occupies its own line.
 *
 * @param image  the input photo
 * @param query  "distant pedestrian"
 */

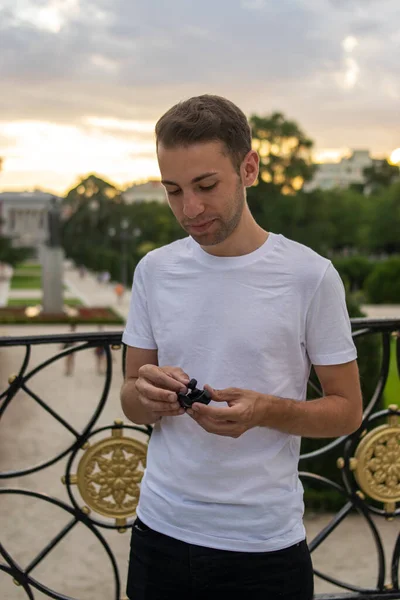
xmin=62 ymin=324 xmax=77 ymax=376
xmin=94 ymin=326 xmax=106 ymax=374
xmin=94 ymin=345 xmax=106 ymax=374
xmin=114 ymin=283 xmax=125 ymax=304
xmin=102 ymin=271 xmax=111 ymax=285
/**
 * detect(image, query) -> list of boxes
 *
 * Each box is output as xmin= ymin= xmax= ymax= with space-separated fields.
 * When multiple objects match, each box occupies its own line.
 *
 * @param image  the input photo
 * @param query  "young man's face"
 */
xmin=158 ymin=141 xmax=248 ymax=247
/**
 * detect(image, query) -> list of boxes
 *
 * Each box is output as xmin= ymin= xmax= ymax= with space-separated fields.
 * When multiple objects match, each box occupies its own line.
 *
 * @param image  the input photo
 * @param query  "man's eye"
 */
xmin=168 ymin=189 xmax=181 ymax=196
xmin=199 ymin=183 xmax=217 ymax=192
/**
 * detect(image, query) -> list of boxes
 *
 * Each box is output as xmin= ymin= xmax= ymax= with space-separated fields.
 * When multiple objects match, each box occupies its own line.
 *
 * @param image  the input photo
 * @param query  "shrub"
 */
xmin=332 ymin=255 xmax=376 ymax=293
xmin=0 ymin=306 xmax=124 ymax=325
xmin=365 ymin=257 xmax=400 ymax=303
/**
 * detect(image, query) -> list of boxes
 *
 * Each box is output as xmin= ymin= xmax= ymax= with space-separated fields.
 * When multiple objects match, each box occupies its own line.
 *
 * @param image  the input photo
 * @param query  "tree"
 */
xmin=62 ymin=175 xmax=125 ymax=271
xmin=62 ymin=175 xmax=123 ymax=244
xmin=61 ymin=174 xmax=185 ymax=279
xmin=63 ymin=173 xmax=122 ymax=216
xmin=249 ymin=112 xmax=316 ymax=195
xmin=364 ymin=159 xmax=400 ymax=194
xmin=0 ymin=233 xmax=32 ymax=267
xmin=368 ymin=181 xmax=400 ymax=254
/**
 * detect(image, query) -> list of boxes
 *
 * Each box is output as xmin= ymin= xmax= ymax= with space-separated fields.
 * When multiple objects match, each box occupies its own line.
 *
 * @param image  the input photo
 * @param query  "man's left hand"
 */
xmin=187 ymin=386 xmax=266 ymax=438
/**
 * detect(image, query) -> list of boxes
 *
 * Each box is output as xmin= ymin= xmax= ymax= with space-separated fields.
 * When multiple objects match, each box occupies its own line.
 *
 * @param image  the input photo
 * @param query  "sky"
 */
xmin=0 ymin=0 xmax=399 ymax=194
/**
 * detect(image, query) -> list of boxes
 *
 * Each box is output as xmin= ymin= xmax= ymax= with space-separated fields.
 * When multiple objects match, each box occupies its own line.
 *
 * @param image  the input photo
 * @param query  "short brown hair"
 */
xmin=155 ymin=95 xmax=252 ymax=172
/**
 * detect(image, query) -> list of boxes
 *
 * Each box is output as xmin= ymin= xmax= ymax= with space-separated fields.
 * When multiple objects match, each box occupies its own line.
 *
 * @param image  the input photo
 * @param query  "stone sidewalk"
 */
xmin=0 ymin=264 xmax=13 ymax=307
xmin=63 ymin=264 xmax=131 ymax=319
xmin=361 ymin=304 xmax=400 ymax=319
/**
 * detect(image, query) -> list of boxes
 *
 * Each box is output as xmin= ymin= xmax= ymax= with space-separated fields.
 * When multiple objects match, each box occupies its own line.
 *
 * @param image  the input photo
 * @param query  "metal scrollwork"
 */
xmin=71 ymin=421 xmax=147 ymax=526
xmin=351 ymin=407 xmax=400 ymax=514
xmin=1 ymin=321 xmax=400 ymax=599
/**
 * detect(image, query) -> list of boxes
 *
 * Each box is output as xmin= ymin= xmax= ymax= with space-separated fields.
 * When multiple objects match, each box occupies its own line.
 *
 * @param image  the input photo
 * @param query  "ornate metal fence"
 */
xmin=0 ymin=319 xmax=399 ymax=599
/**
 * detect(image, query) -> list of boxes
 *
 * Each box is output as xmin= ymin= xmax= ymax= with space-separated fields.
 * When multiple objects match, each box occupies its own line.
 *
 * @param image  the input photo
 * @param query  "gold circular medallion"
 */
xmin=76 ymin=434 xmax=147 ymax=519
xmin=353 ymin=423 xmax=400 ymax=506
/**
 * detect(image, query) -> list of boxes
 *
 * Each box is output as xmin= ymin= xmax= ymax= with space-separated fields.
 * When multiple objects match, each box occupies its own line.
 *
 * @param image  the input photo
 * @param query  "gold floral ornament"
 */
xmin=66 ymin=421 xmax=148 ymax=529
xmin=346 ymin=406 xmax=400 ymax=515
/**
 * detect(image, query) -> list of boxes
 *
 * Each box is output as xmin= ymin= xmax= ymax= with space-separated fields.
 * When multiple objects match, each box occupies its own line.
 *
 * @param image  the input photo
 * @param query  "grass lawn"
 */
xmin=16 ymin=260 xmax=41 ymax=267
xmin=8 ymin=298 xmax=83 ymax=307
xmin=10 ymin=275 xmax=42 ymax=289
xmin=384 ymin=337 xmax=400 ymax=408
xmin=14 ymin=264 xmax=42 ymax=277
xmin=10 ymin=274 xmax=67 ymax=290
xmin=14 ymin=268 xmax=42 ymax=276
xmin=15 ymin=262 xmax=42 ymax=270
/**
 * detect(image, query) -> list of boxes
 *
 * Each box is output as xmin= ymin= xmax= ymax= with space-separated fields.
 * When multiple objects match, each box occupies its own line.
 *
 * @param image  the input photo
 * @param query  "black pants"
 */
xmin=127 ymin=517 xmax=314 ymax=599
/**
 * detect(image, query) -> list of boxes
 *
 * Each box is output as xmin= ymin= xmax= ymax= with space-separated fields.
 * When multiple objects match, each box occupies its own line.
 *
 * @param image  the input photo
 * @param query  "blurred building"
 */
xmin=123 ymin=180 xmax=166 ymax=203
xmin=0 ymin=191 xmax=61 ymax=252
xmin=305 ymin=150 xmax=373 ymax=191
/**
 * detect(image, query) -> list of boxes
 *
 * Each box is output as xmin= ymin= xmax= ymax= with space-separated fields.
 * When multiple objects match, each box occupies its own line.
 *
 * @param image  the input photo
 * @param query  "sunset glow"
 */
xmin=0 ymin=119 xmax=160 ymax=193
xmin=389 ymin=148 xmax=400 ymax=165
xmin=1 ymin=0 xmax=398 ymax=195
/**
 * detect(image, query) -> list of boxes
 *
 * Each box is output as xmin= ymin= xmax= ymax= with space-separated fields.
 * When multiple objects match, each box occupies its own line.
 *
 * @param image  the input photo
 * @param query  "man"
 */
xmin=121 ymin=95 xmax=362 ymax=600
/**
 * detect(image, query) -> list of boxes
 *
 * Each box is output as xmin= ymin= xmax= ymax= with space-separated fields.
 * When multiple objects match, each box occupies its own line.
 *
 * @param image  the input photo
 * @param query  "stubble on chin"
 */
xmin=187 ymin=221 xmax=228 ymax=247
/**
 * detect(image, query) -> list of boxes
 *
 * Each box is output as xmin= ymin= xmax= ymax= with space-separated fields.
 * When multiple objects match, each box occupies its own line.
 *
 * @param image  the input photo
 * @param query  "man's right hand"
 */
xmin=135 ymin=365 xmax=190 ymax=419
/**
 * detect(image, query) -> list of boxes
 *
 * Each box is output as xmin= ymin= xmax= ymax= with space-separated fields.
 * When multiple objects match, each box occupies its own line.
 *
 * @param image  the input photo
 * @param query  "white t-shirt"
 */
xmin=122 ymin=232 xmax=357 ymax=552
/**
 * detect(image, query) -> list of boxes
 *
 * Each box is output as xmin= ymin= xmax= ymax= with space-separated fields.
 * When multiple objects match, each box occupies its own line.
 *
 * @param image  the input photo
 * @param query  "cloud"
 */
xmin=0 ymin=0 xmax=399 ymax=191
xmin=342 ymin=35 xmax=359 ymax=53
xmin=241 ymin=0 xmax=267 ymax=10
xmin=0 ymin=0 xmax=334 ymax=117
xmin=0 ymin=119 xmax=160 ymax=192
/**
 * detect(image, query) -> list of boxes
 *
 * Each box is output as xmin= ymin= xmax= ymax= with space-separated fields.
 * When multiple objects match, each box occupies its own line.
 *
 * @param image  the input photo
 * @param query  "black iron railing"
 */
xmin=0 ymin=319 xmax=399 ymax=599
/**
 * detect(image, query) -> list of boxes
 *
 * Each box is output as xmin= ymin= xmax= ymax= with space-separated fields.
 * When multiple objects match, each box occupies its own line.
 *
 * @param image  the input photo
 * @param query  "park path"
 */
xmin=63 ymin=264 xmax=131 ymax=319
xmin=0 ymin=264 xmax=13 ymax=307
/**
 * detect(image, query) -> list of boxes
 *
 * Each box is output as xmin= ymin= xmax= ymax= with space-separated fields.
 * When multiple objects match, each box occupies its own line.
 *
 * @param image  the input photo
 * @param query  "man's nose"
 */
xmin=182 ymin=191 xmax=205 ymax=219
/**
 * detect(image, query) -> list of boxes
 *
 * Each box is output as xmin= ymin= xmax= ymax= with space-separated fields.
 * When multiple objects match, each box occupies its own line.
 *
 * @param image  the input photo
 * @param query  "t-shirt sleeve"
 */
xmin=122 ymin=257 xmax=158 ymax=350
xmin=305 ymin=263 xmax=357 ymax=366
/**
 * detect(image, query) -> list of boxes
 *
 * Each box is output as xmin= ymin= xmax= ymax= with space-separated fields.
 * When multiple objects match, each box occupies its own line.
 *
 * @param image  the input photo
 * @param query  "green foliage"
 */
xmin=0 ymin=236 xmax=33 ymax=267
xmin=15 ymin=262 xmax=42 ymax=271
xmin=247 ymin=186 xmax=374 ymax=256
xmin=10 ymin=275 xmax=42 ymax=289
xmin=63 ymin=173 xmax=122 ymax=213
xmin=250 ymin=112 xmax=316 ymax=195
xmin=332 ymin=256 xmax=376 ymax=293
xmin=365 ymin=257 xmax=400 ymax=303
xmin=302 ymin=487 xmax=345 ymax=513
xmin=385 ymin=338 xmax=400 ymax=407
xmin=62 ymin=175 xmax=185 ymax=282
xmin=367 ymin=182 xmax=400 ymax=254
xmin=364 ymin=159 xmax=400 ymax=193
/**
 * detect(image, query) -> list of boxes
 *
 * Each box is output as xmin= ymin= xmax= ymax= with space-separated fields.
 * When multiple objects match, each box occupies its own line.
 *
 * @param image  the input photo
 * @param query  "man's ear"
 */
xmin=241 ymin=150 xmax=259 ymax=187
